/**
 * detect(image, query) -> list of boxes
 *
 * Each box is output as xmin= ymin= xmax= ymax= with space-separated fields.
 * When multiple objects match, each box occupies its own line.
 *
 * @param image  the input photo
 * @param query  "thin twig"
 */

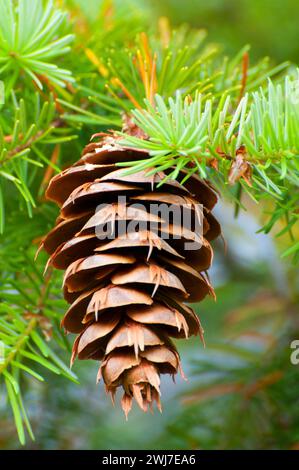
xmin=1 ymin=119 xmax=63 ymax=166
xmin=238 ymin=52 xmax=249 ymax=103
xmin=0 ymin=269 xmax=53 ymax=374
xmin=0 ymin=319 xmax=36 ymax=375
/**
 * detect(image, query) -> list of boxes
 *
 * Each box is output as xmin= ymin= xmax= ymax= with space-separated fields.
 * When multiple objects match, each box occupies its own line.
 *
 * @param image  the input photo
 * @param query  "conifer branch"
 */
xmin=1 ymin=118 xmax=63 ymax=165
xmin=0 ymin=0 xmax=74 ymax=90
xmin=117 ymin=77 xmax=299 ymax=260
xmin=0 ymin=318 xmax=36 ymax=376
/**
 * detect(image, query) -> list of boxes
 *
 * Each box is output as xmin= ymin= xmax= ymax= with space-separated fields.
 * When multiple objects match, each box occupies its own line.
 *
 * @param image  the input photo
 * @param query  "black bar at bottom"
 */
xmin=1 ymin=449 xmax=299 ymax=467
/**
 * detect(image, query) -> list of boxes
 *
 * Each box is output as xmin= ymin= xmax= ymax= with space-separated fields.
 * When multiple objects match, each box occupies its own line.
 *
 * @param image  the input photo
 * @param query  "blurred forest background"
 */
xmin=1 ymin=0 xmax=299 ymax=450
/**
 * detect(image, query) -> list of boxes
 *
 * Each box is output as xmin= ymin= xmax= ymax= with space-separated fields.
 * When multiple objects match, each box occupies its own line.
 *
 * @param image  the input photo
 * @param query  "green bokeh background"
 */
xmin=150 ymin=0 xmax=299 ymax=62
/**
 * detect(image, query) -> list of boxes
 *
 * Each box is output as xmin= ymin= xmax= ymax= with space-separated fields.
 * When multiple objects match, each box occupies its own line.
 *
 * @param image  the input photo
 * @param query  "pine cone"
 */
xmin=42 ymin=134 xmax=221 ymax=417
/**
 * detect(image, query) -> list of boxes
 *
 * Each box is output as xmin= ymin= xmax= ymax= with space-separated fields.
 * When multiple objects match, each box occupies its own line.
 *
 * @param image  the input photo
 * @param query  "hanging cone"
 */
xmin=41 ymin=133 xmax=221 ymax=416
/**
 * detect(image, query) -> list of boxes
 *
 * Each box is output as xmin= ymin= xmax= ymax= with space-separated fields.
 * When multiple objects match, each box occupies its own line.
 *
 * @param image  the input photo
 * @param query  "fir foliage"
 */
xmin=119 ymin=77 xmax=299 ymax=260
xmin=0 ymin=0 xmax=74 ymax=90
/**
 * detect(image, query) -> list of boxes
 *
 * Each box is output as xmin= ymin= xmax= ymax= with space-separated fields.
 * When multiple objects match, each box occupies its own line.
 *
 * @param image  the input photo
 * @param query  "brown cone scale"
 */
xmin=42 ymin=133 xmax=221 ymax=417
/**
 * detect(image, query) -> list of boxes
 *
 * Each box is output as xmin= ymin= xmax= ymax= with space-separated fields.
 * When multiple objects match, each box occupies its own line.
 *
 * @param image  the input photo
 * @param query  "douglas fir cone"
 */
xmin=41 ymin=131 xmax=221 ymax=417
